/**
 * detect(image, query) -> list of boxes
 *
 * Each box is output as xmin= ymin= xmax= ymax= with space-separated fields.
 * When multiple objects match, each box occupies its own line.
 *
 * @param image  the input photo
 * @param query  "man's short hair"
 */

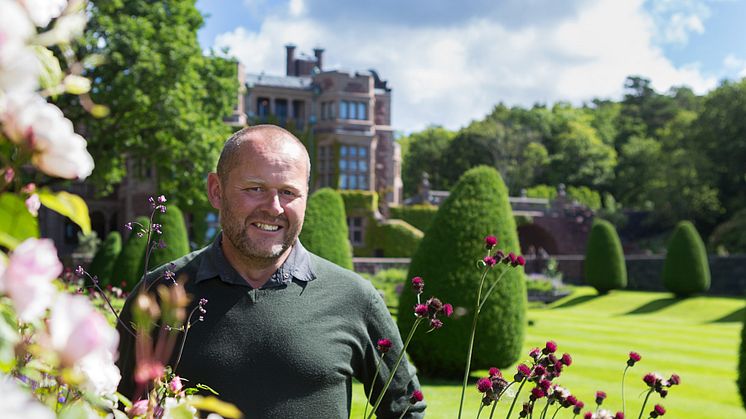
xmin=216 ymin=125 xmax=311 ymax=185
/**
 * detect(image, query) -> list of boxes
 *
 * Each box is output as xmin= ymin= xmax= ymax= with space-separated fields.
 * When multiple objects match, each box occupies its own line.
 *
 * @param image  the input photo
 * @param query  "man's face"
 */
xmin=209 ymin=138 xmax=308 ymax=263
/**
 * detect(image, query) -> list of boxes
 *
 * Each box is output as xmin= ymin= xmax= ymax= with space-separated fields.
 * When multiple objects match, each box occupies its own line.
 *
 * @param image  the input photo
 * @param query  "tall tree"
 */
xmin=400 ymin=126 xmax=455 ymax=197
xmin=62 ymin=0 xmax=239 ymax=211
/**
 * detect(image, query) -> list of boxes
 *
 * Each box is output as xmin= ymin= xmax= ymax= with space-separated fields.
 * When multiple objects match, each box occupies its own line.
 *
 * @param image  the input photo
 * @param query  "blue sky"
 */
xmin=195 ymin=0 xmax=746 ymax=132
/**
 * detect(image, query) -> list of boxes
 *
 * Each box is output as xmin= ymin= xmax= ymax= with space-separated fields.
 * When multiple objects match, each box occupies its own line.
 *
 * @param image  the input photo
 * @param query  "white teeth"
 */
xmin=255 ymin=223 xmax=279 ymax=231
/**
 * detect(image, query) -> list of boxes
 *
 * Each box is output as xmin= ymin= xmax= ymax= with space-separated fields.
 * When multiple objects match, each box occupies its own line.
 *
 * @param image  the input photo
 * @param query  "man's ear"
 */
xmin=207 ymin=172 xmax=222 ymax=210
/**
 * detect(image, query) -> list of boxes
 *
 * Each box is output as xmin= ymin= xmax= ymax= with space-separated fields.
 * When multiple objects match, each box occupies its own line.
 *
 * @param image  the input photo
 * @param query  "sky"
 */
xmin=195 ymin=0 xmax=746 ymax=133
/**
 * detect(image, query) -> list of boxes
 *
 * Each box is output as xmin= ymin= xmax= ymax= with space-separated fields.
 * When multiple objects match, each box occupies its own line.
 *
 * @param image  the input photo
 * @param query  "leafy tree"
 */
xmin=400 ymin=126 xmax=455 ymax=197
xmin=61 ymin=0 xmax=239 ymax=212
xmin=615 ymin=76 xmax=679 ymax=148
xmin=544 ymin=119 xmax=616 ymax=189
xmin=299 ymin=188 xmax=353 ymax=269
xmin=709 ymin=208 xmax=746 ymax=254
xmin=584 ymin=219 xmax=627 ymax=294
xmin=398 ymin=166 xmax=525 ymax=377
xmin=663 ymin=221 xmax=711 ymax=297
xmin=147 ymin=205 xmax=191 ymax=271
xmin=87 ymin=231 xmax=122 ymax=286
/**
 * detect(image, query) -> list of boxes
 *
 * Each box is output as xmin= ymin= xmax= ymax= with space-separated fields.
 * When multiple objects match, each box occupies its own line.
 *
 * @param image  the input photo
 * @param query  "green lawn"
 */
xmin=352 ymin=287 xmax=746 ymax=418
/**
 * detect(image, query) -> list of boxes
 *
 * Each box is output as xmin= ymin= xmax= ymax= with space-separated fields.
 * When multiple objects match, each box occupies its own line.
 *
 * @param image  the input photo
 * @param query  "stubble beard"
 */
xmin=220 ymin=205 xmax=298 ymax=265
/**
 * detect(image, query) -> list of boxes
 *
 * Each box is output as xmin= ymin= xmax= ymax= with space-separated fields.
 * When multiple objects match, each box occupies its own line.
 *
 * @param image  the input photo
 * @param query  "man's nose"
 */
xmin=260 ymin=190 xmax=285 ymax=216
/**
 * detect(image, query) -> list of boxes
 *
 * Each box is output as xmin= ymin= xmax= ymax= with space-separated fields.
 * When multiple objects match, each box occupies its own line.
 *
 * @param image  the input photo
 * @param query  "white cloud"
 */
xmin=724 ymin=54 xmax=746 ymax=78
xmin=214 ymin=0 xmax=719 ymax=132
xmin=647 ymin=0 xmax=711 ymax=46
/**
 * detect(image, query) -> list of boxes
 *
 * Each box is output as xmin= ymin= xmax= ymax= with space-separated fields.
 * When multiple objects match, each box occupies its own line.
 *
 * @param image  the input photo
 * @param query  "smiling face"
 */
xmin=208 ymin=131 xmax=309 ymax=267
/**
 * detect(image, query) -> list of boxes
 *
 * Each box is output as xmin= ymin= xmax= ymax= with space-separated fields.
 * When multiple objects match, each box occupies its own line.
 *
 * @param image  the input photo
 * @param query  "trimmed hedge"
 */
xmin=389 ymin=204 xmax=438 ymax=233
xmin=147 ymin=205 xmax=191 ymax=271
xmin=112 ymin=217 xmax=150 ymax=291
xmin=397 ymin=166 xmax=526 ymax=378
xmin=584 ymin=218 xmax=627 ymax=294
xmin=738 ymin=309 xmax=746 ymax=407
xmin=87 ymin=231 xmax=122 ymax=287
xmin=366 ymin=219 xmax=423 ymax=258
xmin=663 ymin=220 xmax=711 ymax=297
xmin=339 ymin=190 xmax=378 ymax=214
xmin=299 ymin=188 xmax=353 ymax=269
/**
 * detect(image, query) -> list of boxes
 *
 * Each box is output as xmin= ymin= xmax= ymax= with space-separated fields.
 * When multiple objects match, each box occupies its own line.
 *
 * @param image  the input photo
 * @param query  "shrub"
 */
xmin=147 ymin=205 xmax=191 ymax=271
xmin=299 ymin=188 xmax=353 ymax=269
xmin=368 ymin=219 xmax=423 ymax=258
xmin=584 ymin=218 xmax=627 ymax=294
xmin=389 ymin=204 xmax=438 ymax=233
xmin=87 ymin=231 xmax=122 ymax=287
xmin=709 ymin=208 xmax=746 ymax=254
xmin=112 ymin=216 xmax=149 ymax=291
xmin=739 ymin=310 xmax=746 ymax=407
xmin=663 ymin=220 xmax=711 ymax=297
xmin=397 ymin=166 xmax=526 ymax=378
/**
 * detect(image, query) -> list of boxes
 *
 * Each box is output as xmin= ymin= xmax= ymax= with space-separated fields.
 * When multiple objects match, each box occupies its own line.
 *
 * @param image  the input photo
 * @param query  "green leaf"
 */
xmin=0 ymin=299 xmax=19 ymax=373
xmin=58 ymin=401 xmax=97 ymax=419
xmin=0 ymin=193 xmax=39 ymax=249
xmin=188 ymin=396 xmax=242 ymax=419
xmin=166 ymin=403 xmax=194 ymax=419
xmin=195 ymin=383 xmax=220 ymax=395
xmin=38 ymin=189 xmax=91 ymax=235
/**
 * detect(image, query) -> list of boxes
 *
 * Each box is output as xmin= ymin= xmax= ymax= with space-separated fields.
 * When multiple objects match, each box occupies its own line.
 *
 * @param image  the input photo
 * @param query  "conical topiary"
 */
xmin=397 ymin=166 xmax=526 ymax=378
xmin=584 ymin=218 xmax=627 ymax=294
xmin=112 ymin=216 xmax=150 ymax=291
xmin=147 ymin=205 xmax=191 ymax=271
xmin=87 ymin=231 xmax=122 ymax=287
xmin=663 ymin=220 xmax=710 ymax=297
xmin=299 ymin=188 xmax=353 ymax=269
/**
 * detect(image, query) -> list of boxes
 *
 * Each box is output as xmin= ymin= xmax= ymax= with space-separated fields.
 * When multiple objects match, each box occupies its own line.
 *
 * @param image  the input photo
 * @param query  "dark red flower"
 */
xmin=519 ymin=402 xmax=532 ymax=418
xmin=595 ymin=390 xmax=607 ymax=405
xmin=495 ymin=250 xmax=506 ymax=261
xmin=429 ymin=318 xmax=443 ymax=329
xmin=506 ymin=252 xmax=517 ymax=265
xmin=376 ymin=338 xmax=392 ymax=353
xmin=584 ymin=412 xmax=593 ymax=419
xmin=530 ymin=387 xmax=545 ymax=400
xmin=627 ymin=351 xmax=641 ymax=367
xmin=485 ymin=235 xmax=498 ymax=249
xmin=539 ymin=379 xmax=552 ymax=393
xmin=516 ymin=255 xmax=526 ymax=266
xmin=566 ymin=395 xmax=578 ymax=407
xmin=477 ymin=377 xmax=492 ymax=393
xmin=410 ymin=390 xmax=424 ymax=403
xmin=643 ymin=373 xmax=661 ymax=387
xmin=668 ymin=374 xmax=680 ymax=386
xmin=561 ymin=353 xmax=572 ymax=366
xmin=411 ymin=277 xmax=424 ymax=294
xmin=515 ymin=363 xmax=531 ymax=381
xmin=442 ymin=303 xmax=453 ymax=317
xmin=614 ymin=412 xmax=625 ymax=419
xmin=483 ymin=256 xmax=497 ymax=266
xmin=658 ymin=388 xmax=668 ymax=398
xmin=651 ymin=404 xmax=666 ymax=418
xmin=426 ymin=296 xmax=443 ymax=314
xmin=489 ymin=367 xmax=502 ymax=378
xmin=532 ymin=364 xmax=546 ymax=379
xmin=543 ymin=340 xmax=558 ymax=354
xmin=529 ymin=347 xmax=541 ymax=360
xmin=573 ymin=401 xmax=584 ymax=415
xmin=414 ymin=304 xmax=429 ymax=317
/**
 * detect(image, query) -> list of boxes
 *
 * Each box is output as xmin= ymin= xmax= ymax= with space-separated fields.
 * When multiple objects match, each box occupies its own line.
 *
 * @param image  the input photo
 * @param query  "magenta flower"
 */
xmin=543 ymin=340 xmax=558 ymax=354
xmin=643 ymin=372 xmax=661 ymax=387
xmin=376 ymin=338 xmax=392 ymax=353
xmin=414 ymin=304 xmax=429 ymax=317
xmin=429 ymin=318 xmax=443 ymax=329
xmin=519 ymin=402 xmax=532 ymax=418
xmin=516 ymin=363 xmax=531 ymax=380
xmin=495 ymin=250 xmax=506 ymax=261
xmin=614 ymin=412 xmax=624 ymax=419
xmin=488 ymin=367 xmax=502 ymax=378
xmin=651 ymin=404 xmax=666 ymax=417
xmin=668 ymin=374 xmax=680 ymax=386
xmin=426 ymin=296 xmax=443 ymax=314
xmin=583 ymin=412 xmax=593 ymax=419
xmin=566 ymin=395 xmax=578 ymax=407
xmin=477 ymin=377 xmax=492 ymax=393
xmin=505 ymin=252 xmax=517 ymax=265
xmin=484 ymin=235 xmax=498 ymax=249
xmin=538 ymin=379 xmax=552 ymax=393
xmin=483 ymin=256 xmax=497 ymax=266
xmin=442 ymin=303 xmax=453 ymax=317
xmin=411 ymin=277 xmax=424 ymax=294
xmin=410 ymin=390 xmax=424 ymax=403
xmin=530 ymin=387 xmax=545 ymax=400
xmin=169 ymin=376 xmax=183 ymax=393
xmin=532 ymin=364 xmax=546 ymax=379
xmin=529 ymin=347 xmax=541 ymax=360
xmin=595 ymin=390 xmax=607 ymax=405
xmin=573 ymin=401 xmax=584 ymax=415
xmin=157 ymin=195 xmax=167 ymax=204
xmin=515 ymin=255 xmax=526 ymax=267
xmin=561 ymin=353 xmax=572 ymax=366
xmin=628 ymin=351 xmax=641 ymax=367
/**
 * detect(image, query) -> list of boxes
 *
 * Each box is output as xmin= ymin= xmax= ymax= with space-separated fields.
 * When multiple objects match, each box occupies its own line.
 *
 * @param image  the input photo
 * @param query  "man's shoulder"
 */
xmin=307 ymin=253 xmax=377 ymax=294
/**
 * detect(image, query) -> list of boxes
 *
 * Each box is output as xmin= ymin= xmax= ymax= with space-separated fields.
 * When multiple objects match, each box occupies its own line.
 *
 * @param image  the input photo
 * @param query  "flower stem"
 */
xmin=364 ymin=353 xmax=386 ymax=419
xmin=539 ymin=399 xmax=550 ymax=419
xmin=398 ymin=405 xmax=412 ymax=419
xmin=505 ymin=378 xmax=527 ymax=419
xmin=550 ymin=406 xmax=561 ymax=419
xmin=478 ymin=268 xmax=510 ymax=312
xmin=458 ymin=265 xmax=492 ymax=419
xmin=173 ymin=303 xmax=203 ymax=372
xmin=366 ymin=318 xmax=423 ymax=419
xmin=488 ymin=381 xmax=513 ymax=419
xmin=636 ymin=389 xmax=653 ymax=419
xmin=622 ymin=365 xmax=629 ymax=415
xmin=477 ymin=403 xmax=486 ymax=419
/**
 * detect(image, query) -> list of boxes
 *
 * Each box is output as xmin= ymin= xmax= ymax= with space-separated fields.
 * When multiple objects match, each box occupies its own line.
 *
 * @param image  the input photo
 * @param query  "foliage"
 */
xmin=400 ymin=126 xmax=455 ymax=197
xmin=112 ymin=217 xmax=150 ymax=291
xmin=367 ymin=219 xmax=423 ymax=258
xmin=662 ymin=221 xmax=711 ymax=297
xmin=339 ymin=190 xmax=378 ymax=214
xmin=60 ymin=0 xmax=240 ymax=212
xmin=584 ymin=218 xmax=627 ymax=294
xmin=299 ymin=188 xmax=353 ymax=269
xmin=398 ymin=166 xmax=526 ymax=378
xmin=525 ymin=184 xmax=602 ymax=210
xmin=708 ymin=208 xmax=746 ymax=254
xmin=389 ymin=204 xmax=438 ymax=233
xmin=88 ymin=231 xmax=122 ymax=287
xmin=147 ymin=205 xmax=191 ymax=271
xmin=362 ymin=268 xmax=408 ymax=311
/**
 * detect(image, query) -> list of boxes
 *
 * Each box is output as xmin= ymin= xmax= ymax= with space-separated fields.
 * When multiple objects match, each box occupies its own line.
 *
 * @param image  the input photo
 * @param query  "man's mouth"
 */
xmin=253 ymin=222 xmax=281 ymax=232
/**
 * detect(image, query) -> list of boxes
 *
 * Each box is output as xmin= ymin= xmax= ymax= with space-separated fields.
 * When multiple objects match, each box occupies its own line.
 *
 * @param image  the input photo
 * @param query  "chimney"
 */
xmin=286 ymin=44 xmax=296 ymax=76
xmin=313 ymin=47 xmax=324 ymax=71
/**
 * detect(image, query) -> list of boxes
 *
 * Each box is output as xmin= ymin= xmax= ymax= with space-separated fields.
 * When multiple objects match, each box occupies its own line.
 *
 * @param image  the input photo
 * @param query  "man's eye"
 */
xmin=281 ymin=190 xmax=297 ymax=197
xmin=246 ymin=187 xmax=263 ymax=192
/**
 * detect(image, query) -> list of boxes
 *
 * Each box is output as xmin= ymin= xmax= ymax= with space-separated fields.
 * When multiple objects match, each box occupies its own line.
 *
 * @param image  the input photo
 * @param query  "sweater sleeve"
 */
xmin=357 ymin=286 xmax=426 ymax=418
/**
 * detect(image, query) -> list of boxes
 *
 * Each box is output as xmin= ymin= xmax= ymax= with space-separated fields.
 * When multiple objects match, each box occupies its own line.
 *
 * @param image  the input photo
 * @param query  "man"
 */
xmin=116 ymin=125 xmax=425 ymax=418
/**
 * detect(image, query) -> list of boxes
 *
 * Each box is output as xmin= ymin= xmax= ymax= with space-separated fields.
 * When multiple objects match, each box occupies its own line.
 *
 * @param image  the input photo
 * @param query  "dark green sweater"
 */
xmin=116 ymin=241 xmax=425 ymax=418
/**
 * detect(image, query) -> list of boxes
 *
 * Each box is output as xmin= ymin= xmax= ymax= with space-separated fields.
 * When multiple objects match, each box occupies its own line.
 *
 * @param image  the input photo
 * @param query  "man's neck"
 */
xmin=220 ymin=239 xmax=292 ymax=288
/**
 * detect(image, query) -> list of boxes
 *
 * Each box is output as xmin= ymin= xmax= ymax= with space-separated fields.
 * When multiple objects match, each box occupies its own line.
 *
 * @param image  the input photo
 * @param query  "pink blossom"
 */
xmin=410 ymin=389 xmax=424 ymax=403
xmin=169 ymin=376 xmax=183 ymax=393
xmin=46 ymin=293 xmax=119 ymax=367
xmin=561 ymin=353 xmax=572 ymax=366
xmin=376 ymin=338 xmax=392 ymax=353
xmin=488 ymin=367 xmax=502 ymax=378
xmin=1 ymin=238 xmax=61 ymax=322
xmin=484 ymin=235 xmax=498 ymax=249
xmin=127 ymin=399 xmax=149 ymax=417
xmin=627 ymin=351 xmax=641 ymax=367
xmin=25 ymin=193 xmax=40 ymax=216
xmin=442 ymin=303 xmax=453 ymax=317
xmin=414 ymin=304 xmax=429 ymax=317
xmin=476 ymin=377 xmax=492 ymax=393
xmin=543 ymin=340 xmax=558 ymax=354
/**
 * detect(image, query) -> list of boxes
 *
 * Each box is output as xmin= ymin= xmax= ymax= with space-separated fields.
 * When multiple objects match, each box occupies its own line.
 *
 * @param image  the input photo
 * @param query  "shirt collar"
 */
xmin=195 ymin=232 xmax=316 ymax=288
